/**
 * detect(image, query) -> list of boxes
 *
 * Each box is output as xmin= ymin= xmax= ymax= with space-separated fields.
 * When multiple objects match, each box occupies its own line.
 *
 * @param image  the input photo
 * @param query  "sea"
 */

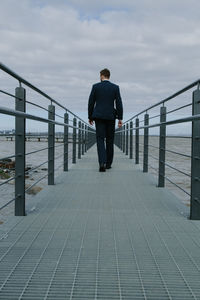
xmin=0 ymin=136 xmax=191 ymax=219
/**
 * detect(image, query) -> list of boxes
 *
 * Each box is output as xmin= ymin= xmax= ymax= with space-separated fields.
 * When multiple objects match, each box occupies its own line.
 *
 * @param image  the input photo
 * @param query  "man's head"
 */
xmin=100 ymin=68 xmax=110 ymax=81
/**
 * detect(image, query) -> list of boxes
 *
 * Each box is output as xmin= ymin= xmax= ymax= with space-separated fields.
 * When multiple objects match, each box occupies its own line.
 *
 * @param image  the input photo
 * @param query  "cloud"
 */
xmin=0 ymin=0 xmax=200 ymax=128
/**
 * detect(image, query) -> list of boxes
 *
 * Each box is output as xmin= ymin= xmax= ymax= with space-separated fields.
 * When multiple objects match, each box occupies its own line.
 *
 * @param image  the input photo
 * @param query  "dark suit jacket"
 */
xmin=88 ymin=80 xmax=123 ymax=121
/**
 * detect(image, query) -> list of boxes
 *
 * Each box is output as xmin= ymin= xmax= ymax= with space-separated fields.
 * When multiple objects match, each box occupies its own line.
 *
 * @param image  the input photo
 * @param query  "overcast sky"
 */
xmin=0 ymin=0 xmax=200 ymax=132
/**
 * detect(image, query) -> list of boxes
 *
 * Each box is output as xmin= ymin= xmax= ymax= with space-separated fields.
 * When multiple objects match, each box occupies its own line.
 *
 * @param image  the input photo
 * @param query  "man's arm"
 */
xmin=88 ymin=85 xmax=96 ymax=123
xmin=115 ymin=85 xmax=123 ymax=121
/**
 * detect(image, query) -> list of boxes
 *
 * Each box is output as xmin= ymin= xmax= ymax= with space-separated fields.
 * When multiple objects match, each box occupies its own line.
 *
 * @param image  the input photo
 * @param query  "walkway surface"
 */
xmin=0 ymin=146 xmax=200 ymax=300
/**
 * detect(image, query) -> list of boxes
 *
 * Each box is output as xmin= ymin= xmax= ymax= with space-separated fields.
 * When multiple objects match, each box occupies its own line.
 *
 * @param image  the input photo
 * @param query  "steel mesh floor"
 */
xmin=0 ymin=146 xmax=200 ymax=299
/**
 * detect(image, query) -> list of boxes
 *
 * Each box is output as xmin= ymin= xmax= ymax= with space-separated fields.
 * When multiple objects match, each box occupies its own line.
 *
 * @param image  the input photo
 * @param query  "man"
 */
xmin=88 ymin=68 xmax=123 ymax=172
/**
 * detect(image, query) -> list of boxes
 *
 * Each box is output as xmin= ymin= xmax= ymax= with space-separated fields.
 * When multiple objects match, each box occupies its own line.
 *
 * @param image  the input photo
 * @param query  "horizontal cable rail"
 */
xmin=114 ymin=79 xmax=200 ymax=220
xmin=123 ymin=79 xmax=200 ymax=124
xmin=25 ymin=173 xmax=49 ymax=194
xmin=118 ymin=113 xmax=200 ymax=132
xmin=0 ymin=106 xmax=95 ymax=132
xmin=0 ymin=154 xmax=16 ymax=161
xmin=164 ymin=161 xmax=191 ymax=178
xmin=0 ymin=89 xmax=22 ymax=101
xmin=0 ymin=175 xmax=16 ymax=187
xmin=0 ymin=63 xmax=96 ymax=215
xmin=0 ymin=197 xmax=16 ymax=211
xmin=164 ymin=148 xmax=191 ymax=159
xmin=0 ymin=62 xmax=88 ymax=124
xmin=164 ymin=176 xmax=191 ymax=196
xmin=25 ymin=160 xmax=49 ymax=175
xmin=26 ymin=100 xmax=49 ymax=112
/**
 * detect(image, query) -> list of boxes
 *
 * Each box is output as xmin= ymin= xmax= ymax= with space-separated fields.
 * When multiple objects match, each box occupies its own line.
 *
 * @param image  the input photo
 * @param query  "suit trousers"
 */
xmin=94 ymin=118 xmax=115 ymax=165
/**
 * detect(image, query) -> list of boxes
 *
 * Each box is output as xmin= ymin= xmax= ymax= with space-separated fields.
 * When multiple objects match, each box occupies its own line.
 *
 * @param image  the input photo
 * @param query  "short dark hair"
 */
xmin=100 ymin=68 xmax=110 ymax=78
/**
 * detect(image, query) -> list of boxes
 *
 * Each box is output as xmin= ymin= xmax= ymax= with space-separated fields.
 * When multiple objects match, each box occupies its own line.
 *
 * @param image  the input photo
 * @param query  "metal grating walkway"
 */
xmin=0 ymin=146 xmax=200 ymax=300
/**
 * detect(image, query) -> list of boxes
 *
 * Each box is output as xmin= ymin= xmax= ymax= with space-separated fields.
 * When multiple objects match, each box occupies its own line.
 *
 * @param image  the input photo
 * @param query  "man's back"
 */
xmin=88 ymin=80 xmax=123 ymax=120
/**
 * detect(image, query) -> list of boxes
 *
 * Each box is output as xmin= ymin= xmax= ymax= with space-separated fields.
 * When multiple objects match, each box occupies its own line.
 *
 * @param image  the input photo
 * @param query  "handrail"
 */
xmin=0 ymin=62 xmax=88 ymax=125
xmin=118 ymin=113 xmax=200 ymax=131
xmin=0 ymin=63 xmax=96 ymax=215
xmin=114 ymin=80 xmax=200 ymax=220
xmin=123 ymin=79 xmax=200 ymax=124
xmin=0 ymin=106 xmax=94 ymax=132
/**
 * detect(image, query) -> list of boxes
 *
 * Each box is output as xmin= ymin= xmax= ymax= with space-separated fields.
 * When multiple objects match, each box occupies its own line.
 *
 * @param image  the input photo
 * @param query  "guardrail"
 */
xmin=0 ymin=63 xmax=96 ymax=216
xmin=115 ymin=79 xmax=200 ymax=220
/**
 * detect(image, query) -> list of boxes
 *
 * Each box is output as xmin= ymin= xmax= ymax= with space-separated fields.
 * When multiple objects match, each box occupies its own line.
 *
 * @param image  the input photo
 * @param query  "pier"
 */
xmin=1 ymin=146 xmax=200 ymax=299
xmin=0 ymin=63 xmax=200 ymax=299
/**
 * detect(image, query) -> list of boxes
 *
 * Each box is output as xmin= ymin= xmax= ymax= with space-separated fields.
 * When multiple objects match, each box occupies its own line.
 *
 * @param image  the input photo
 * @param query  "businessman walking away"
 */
xmin=88 ymin=68 xmax=123 ymax=172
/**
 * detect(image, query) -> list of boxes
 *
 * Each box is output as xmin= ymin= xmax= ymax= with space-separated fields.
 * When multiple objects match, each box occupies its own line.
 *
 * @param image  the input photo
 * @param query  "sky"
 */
xmin=0 ymin=0 xmax=200 ymax=133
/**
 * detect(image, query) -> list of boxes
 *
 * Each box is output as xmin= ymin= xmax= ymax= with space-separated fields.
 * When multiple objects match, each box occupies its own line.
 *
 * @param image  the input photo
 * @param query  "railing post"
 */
xmin=72 ymin=117 xmax=77 ymax=163
xmin=130 ymin=121 xmax=133 ymax=159
xmin=88 ymin=127 xmax=93 ymax=149
xmin=48 ymin=104 xmax=55 ymax=185
xmin=88 ymin=127 xmax=90 ymax=150
xmin=116 ymin=129 xmax=120 ymax=149
xmin=114 ymin=128 xmax=117 ymax=147
xmin=15 ymin=86 xmax=26 ymax=216
xmin=82 ymin=123 xmax=84 ymax=155
xmin=92 ymin=128 xmax=96 ymax=147
xmin=123 ymin=125 xmax=125 ymax=153
xmin=143 ymin=113 xmax=149 ymax=172
xmin=85 ymin=124 xmax=87 ymax=153
xmin=64 ymin=112 xmax=69 ymax=171
xmin=158 ymin=106 xmax=166 ymax=187
xmin=135 ymin=117 xmax=139 ymax=164
xmin=120 ymin=127 xmax=123 ymax=151
xmin=78 ymin=120 xmax=81 ymax=159
xmin=190 ymin=88 xmax=200 ymax=220
xmin=125 ymin=123 xmax=129 ymax=155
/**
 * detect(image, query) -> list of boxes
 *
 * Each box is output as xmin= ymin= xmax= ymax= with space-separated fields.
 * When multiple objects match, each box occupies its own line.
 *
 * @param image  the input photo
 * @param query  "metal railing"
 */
xmin=115 ymin=79 xmax=200 ymax=220
xmin=0 ymin=63 xmax=96 ymax=216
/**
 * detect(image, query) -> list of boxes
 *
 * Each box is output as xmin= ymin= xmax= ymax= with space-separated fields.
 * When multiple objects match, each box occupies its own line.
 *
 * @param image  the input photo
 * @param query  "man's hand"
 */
xmin=89 ymin=119 xmax=94 ymax=126
xmin=118 ymin=120 xmax=123 ymax=128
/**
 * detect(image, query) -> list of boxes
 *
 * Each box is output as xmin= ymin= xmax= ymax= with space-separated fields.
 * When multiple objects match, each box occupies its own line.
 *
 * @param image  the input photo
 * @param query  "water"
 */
xmin=0 ymin=138 xmax=72 ymax=217
xmin=138 ymin=136 xmax=191 ymax=206
xmin=0 ymin=136 xmax=191 ymax=218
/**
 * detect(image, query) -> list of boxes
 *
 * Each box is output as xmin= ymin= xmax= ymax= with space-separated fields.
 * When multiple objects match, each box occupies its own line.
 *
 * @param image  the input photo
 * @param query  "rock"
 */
xmin=0 ymin=160 xmax=15 ymax=169
xmin=26 ymin=185 xmax=43 ymax=195
xmin=25 ymin=167 xmax=31 ymax=171
xmin=1 ymin=158 xmax=12 ymax=163
xmin=0 ymin=169 xmax=10 ymax=179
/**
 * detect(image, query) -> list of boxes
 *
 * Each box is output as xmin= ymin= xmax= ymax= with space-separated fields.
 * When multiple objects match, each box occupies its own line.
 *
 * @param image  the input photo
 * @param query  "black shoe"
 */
xmin=99 ymin=163 xmax=106 ymax=172
xmin=106 ymin=164 xmax=112 ymax=169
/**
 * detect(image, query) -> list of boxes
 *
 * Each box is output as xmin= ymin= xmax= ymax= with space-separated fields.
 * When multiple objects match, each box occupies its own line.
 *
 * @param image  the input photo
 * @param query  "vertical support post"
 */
xmin=15 ymin=86 xmax=26 ymax=216
xmin=87 ymin=126 xmax=90 ymax=150
xmin=120 ymin=127 xmax=123 ymax=150
xmin=130 ymin=121 xmax=133 ymax=159
xmin=190 ymin=88 xmax=200 ymax=220
xmin=64 ymin=112 xmax=68 ymax=171
xmin=135 ymin=117 xmax=139 ymax=164
xmin=82 ymin=123 xmax=84 ymax=155
xmin=143 ymin=113 xmax=149 ymax=172
xmin=123 ymin=125 xmax=125 ymax=153
xmin=116 ymin=129 xmax=120 ymax=148
xmin=88 ymin=127 xmax=90 ymax=150
xmin=158 ymin=106 xmax=166 ymax=187
xmin=85 ymin=124 xmax=87 ymax=152
xmin=72 ymin=117 xmax=77 ymax=163
xmin=78 ymin=120 xmax=81 ymax=159
xmin=48 ymin=105 xmax=55 ymax=185
xmin=125 ymin=123 xmax=129 ymax=155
